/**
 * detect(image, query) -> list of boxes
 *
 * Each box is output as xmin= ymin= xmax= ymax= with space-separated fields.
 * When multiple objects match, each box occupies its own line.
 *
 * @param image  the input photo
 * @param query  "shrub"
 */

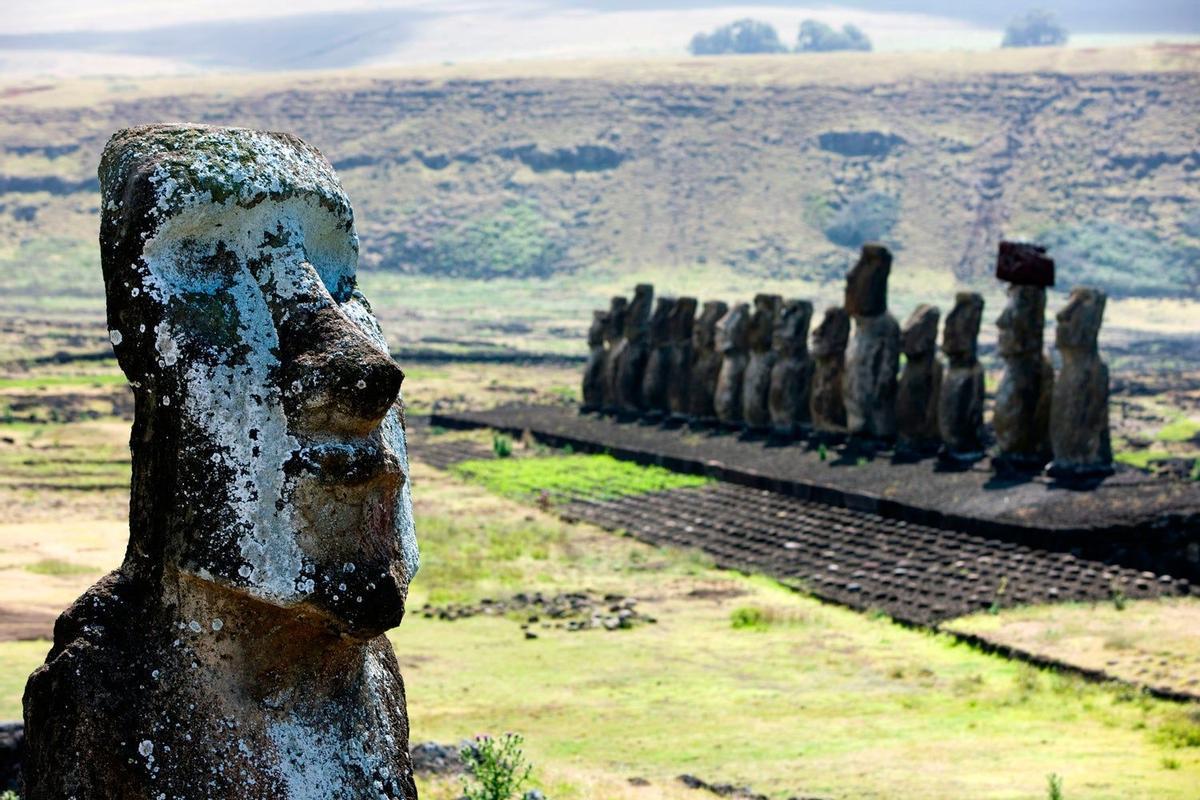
xmin=795 ymin=20 xmax=872 ymax=53
xmin=461 ymin=733 xmax=534 ymax=800
xmin=821 ymin=191 xmax=899 ymax=249
xmin=1046 ymin=773 xmax=1064 ymax=800
xmin=689 ymin=19 xmax=788 ymax=55
xmin=1038 ymin=221 xmax=1198 ymax=298
xmin=493 ymin=434 xmax=513 ymax=459
xmin=1003 ymin=10 xmax=1068 ymax=48
xmin=404 ymin=202 xmax=565 ymax=279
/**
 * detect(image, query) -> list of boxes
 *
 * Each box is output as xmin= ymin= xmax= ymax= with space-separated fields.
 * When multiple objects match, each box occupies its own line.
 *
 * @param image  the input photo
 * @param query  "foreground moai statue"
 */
xmin=686 ymin=300 xmax=729 ymax=423
xmin=895 ymin=304 xmax=942 ymax=452
xmin=938 ymin=292 xmax=987 ymax=461
xmin=23 ymin=126 xmax=419 ymax=799
xmin=599 ymin=296 xmax=627 ymax=411
xmin=809 ymin=306 xmax=851 ymax=434
xmin=843 ymin=245 xmax=900 ymax=438
xmin=713 ymin=303 xmax=751 ymax=426
xmin=609 ymin=283 xmax=653 ymax=415
xmin=581 ymin=308 xmax=609 ymax=411
xmin=665 ymin=296 xmax=698 ymax=420
xmin=742 ymin=293 xmax=782 ymax=430
xmin=767 ymin=299 xmax=815 ymax=436
xmin=641 ymin=296 xmax=677 ymax=418
xmin=1049 ymin=287 xmax=1113 ymax=477
xmin=993 ymin=242 xmax=1055 ymax=471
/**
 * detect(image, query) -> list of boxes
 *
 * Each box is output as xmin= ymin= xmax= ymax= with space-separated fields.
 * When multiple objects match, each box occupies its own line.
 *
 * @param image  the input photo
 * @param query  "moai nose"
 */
xmin=268 ymin=267 xmax=404 ymax=437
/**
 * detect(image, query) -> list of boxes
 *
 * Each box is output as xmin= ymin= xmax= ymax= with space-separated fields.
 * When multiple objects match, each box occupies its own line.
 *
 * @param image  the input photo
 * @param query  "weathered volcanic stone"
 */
xmin=1049 ymin=287 xmax=1113 ymax=477
xmin=996 ymin=240 xmax=1055 ymax=287
xmin=713 ymin=303 xmax=751 ymax=426
xmin=641 ymin=296 xmax=677 ymax=417
xmin=599 ymin=296 xmax=627 ymax=410
xmin=22 ymin=125 xmax=419 ymax=800
xmin=994 ymin=285 xmax=1054 ymax=470
xmin=896 ymin=304 xmax=942 ymax=448
xmin=809 ymin=306 xmax=850 ymax=433
xmin=581 ymin=308 xmax=608 ymax=411
xmin=844 ymin=243 xmax=892 ymax=317
xmin=609 ymin=283 xmax=653 ymax=414
xmin=767 ymin=299 xmax=815 ymax=435
xmin=844 ymin=312 xmax=900 ymax=438
xmin=686 ymin=300 xmax=728 ymax=422
xmin=742 ymin=293 xmax=782 ymax=430
xmin=665 ymin=296 xmax=697 ymax=418
xmin=938 ymin=292 xmax=986 ymax=459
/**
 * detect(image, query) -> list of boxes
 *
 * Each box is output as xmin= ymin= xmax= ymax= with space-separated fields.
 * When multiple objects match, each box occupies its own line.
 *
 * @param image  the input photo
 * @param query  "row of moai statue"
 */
xmin=581 ymin=242 xmax=1112 ymax=477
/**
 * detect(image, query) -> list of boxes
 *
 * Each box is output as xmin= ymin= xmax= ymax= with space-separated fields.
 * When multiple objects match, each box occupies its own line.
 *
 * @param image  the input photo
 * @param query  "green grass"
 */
xmin=23 ymin=558 xmax=99 ymax=577
xmin=1156 ymin=417 xmax=1200 ymax=444
xmin=0 ymin=373 xmax=128 ymax=389
xmin=1115 ymin=449 xmax=1174 ymax=470
xmin=451 ymin=453 xmax=711 ymax=503
xmin=0 ymin=639 xmax=49 ymax=718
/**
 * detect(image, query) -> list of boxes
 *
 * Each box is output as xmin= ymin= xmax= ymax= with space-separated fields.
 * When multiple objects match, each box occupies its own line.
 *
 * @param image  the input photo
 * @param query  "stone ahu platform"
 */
xmin=431 ymin=404 xmax=1200 ymax=581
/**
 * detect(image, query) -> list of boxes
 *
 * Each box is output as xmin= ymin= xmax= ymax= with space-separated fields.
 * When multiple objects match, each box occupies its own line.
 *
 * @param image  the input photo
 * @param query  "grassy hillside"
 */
xmin=1 ymin=47 xmax=1198 ymax=328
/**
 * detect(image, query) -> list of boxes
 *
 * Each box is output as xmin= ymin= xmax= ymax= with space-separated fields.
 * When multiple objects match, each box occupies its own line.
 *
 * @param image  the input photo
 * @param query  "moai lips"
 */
xmin=713 ymin=303 xmax=751 ymax=426
xmin=809 ymin=306 xmax=850 ymax=434
xmin=768 ymin=299 xmax=815 ymax=436
xmin=686 ymin=300 xmax=729 ymax=423
xmin=1049 ymin=287 xmax=1113 ymax=478
xmin=23 ymin=125 xmax=418 ymax=800
xmin=742 ymin=293 xmax=782 ymax=430
xmin=609 ymin=283 xmax=653 ymax=416
xmin=641 ymin=296 xmax=677 ymax=418
xmin=896 ymin=304 xmax=942 ymax=450
xmin=938 ymin=292 xmax=986 ymax=461
xmin=665 ymin=297 xmax=698 ymax=419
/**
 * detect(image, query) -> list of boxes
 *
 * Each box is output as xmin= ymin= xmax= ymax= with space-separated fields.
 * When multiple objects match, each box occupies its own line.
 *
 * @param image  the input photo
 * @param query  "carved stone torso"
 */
xmin=665 ymin=297 xmax=697 ymax=417
xmin=686 ymin=301 xmax=729 ymax=421
xmin=713 ymin=303 xmax=750 ymax=425
xmin=742 ymin=294 xmax=782 ymax=429
xmin=767 ymin=299 xmax=814 ymax=433
xmin=641 ymin=296 xmax=677 ymax=416
xmin=809 ymin=307 xmax=850 ymax=433
xmin=895 ymin=304 xmax=942 ymax=448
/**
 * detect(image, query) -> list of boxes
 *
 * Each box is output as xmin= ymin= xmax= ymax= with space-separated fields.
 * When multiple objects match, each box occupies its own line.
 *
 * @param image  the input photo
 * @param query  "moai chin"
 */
xmin=713 ymin=303 xmax=751 ymax=427
xmin=895 ymin=304 xmax=942 ymax=452
xmin=665 ymin=297 xmax=698 ymax=420
xmin=641 ymin=296 xmax=677 ymax=419
xmin=1049 ymin=287 xmax=1113 ymax=477
xmin=686 ymin=300 xmax=729 ymax=424
xmin=938 ymin=292 xmax=987 ymax=462
xmin=767 ymin=299 xmax=815 ymax=436
xmin=581 ymin=308 xmax=609 ymax=412
xmin=994 ymin=285 xmax=1055 ymax=471
xmin=609 ymin=283 xmax=653 ymax=416
xmin=22 ymin=125 xmax=418 ymax=800
xmin=843 ymin=245 xmax=900 ymax=438
xmin=809 ymin=306 xmax=851 ymax=434
xmin=741 ymin=293 xmax=782 ymax=431
xmin=599 ymin=296 xmax=627 ymax=412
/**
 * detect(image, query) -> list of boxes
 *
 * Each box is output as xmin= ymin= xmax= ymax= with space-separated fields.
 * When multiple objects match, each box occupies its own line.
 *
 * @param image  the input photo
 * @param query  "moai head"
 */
xmin=603 ymin=296 xmax=627 ymax=347
xmin=901 ymin=304 xmax=940 ymax=359
xmin=844 ymin=244 xmax=892 ymax=317
xmin=624 ymin=283 xmax=654 ymax=342
xmin=1056 ymin=286 xmax=1107 ymax=352
xmin=670 ymin=296 xmax=698 ymax=344
xmin=748 ymin=293 xmax=782 ymax=353
xmin=587 ymin=309 xmax=607 ymax=349
xmin=773 ymin=299 xmax=814 ymax=358
xmin=692 ymin=300 xmax=729 ymax=352
xmin=941 ymin=292 xmax=985 ymax=365
xmin=997 ymin=285 xmax=1046 ymax=358
xmin=810 ymin=306 xmax=851 ymax=359
xmin=99 ymin=125 xmax=415 ymax=639
xmin=715 ymin=303 xmax=750 ymax=355
xmin=648 ymin=296 xmax=676 ymax=346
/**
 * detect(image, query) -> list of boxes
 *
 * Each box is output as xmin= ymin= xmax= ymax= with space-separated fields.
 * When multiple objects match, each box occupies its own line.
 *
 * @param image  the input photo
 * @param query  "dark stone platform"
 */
xmin=430 ymin=404 xmax=1200 ymax=581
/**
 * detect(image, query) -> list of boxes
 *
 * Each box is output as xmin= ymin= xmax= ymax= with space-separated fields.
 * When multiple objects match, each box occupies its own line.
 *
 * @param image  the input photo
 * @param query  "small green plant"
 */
xmin=1109 ymin=582 xmax=1127 ymax=611
xmin=730 ymin=606 xmax=768 ymax=630
xmin=493 ymin=434 xmax=513 ymax=459
xmin=1161 ymin=756 xmax=1180 ymax=770
xmin=1191 ymin=458 xmax=1200 ymax=482
xmin=1047 ymin=773 xmax=1064 ymax=800
xmin=1 ymin=791 xmax=20 ymax=800
xmin=461 ymin=733 xmax=534 ymax=800
xmin=817 ymin=443 xmax=828 ymax=461
xmin=988 ymin=576 xmax=1009 ymax=615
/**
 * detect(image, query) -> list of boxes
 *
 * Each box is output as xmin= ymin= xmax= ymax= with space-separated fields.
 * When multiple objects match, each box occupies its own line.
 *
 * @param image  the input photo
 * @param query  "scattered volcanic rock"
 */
xmin=419 ymin=591 xmax=656 ymax=633
xmin=896 ymin=304 xmax=942 ymax=450
xmin=767 ymin=299 xmax=815 ymax=435
xmin=996 ymin=240 xmax=1055 ymax=287
xmin=809 ymin=306 xmax=851 ymax=433
xmin=714 ymin=303 xmax=751 ymax=426
xmin=22 ymin=125 xmax=419 ymax=799
xmin=1049 ymin=287 xmax=1113 ymax=477
xmin=938 ymin=292 xmax=987 ymax=460
xmin=687 ymin=300 xmax=729 ymax=422
xmin=742 ymin=293 xmax=782 ymax=430
xmin=994 ymin=284 xmax=1054 ymax=470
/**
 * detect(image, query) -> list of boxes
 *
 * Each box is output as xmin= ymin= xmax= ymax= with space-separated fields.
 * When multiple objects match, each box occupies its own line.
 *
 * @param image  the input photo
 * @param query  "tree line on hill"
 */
xmin=689 ymin=10 xmax=1068 ymax=56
